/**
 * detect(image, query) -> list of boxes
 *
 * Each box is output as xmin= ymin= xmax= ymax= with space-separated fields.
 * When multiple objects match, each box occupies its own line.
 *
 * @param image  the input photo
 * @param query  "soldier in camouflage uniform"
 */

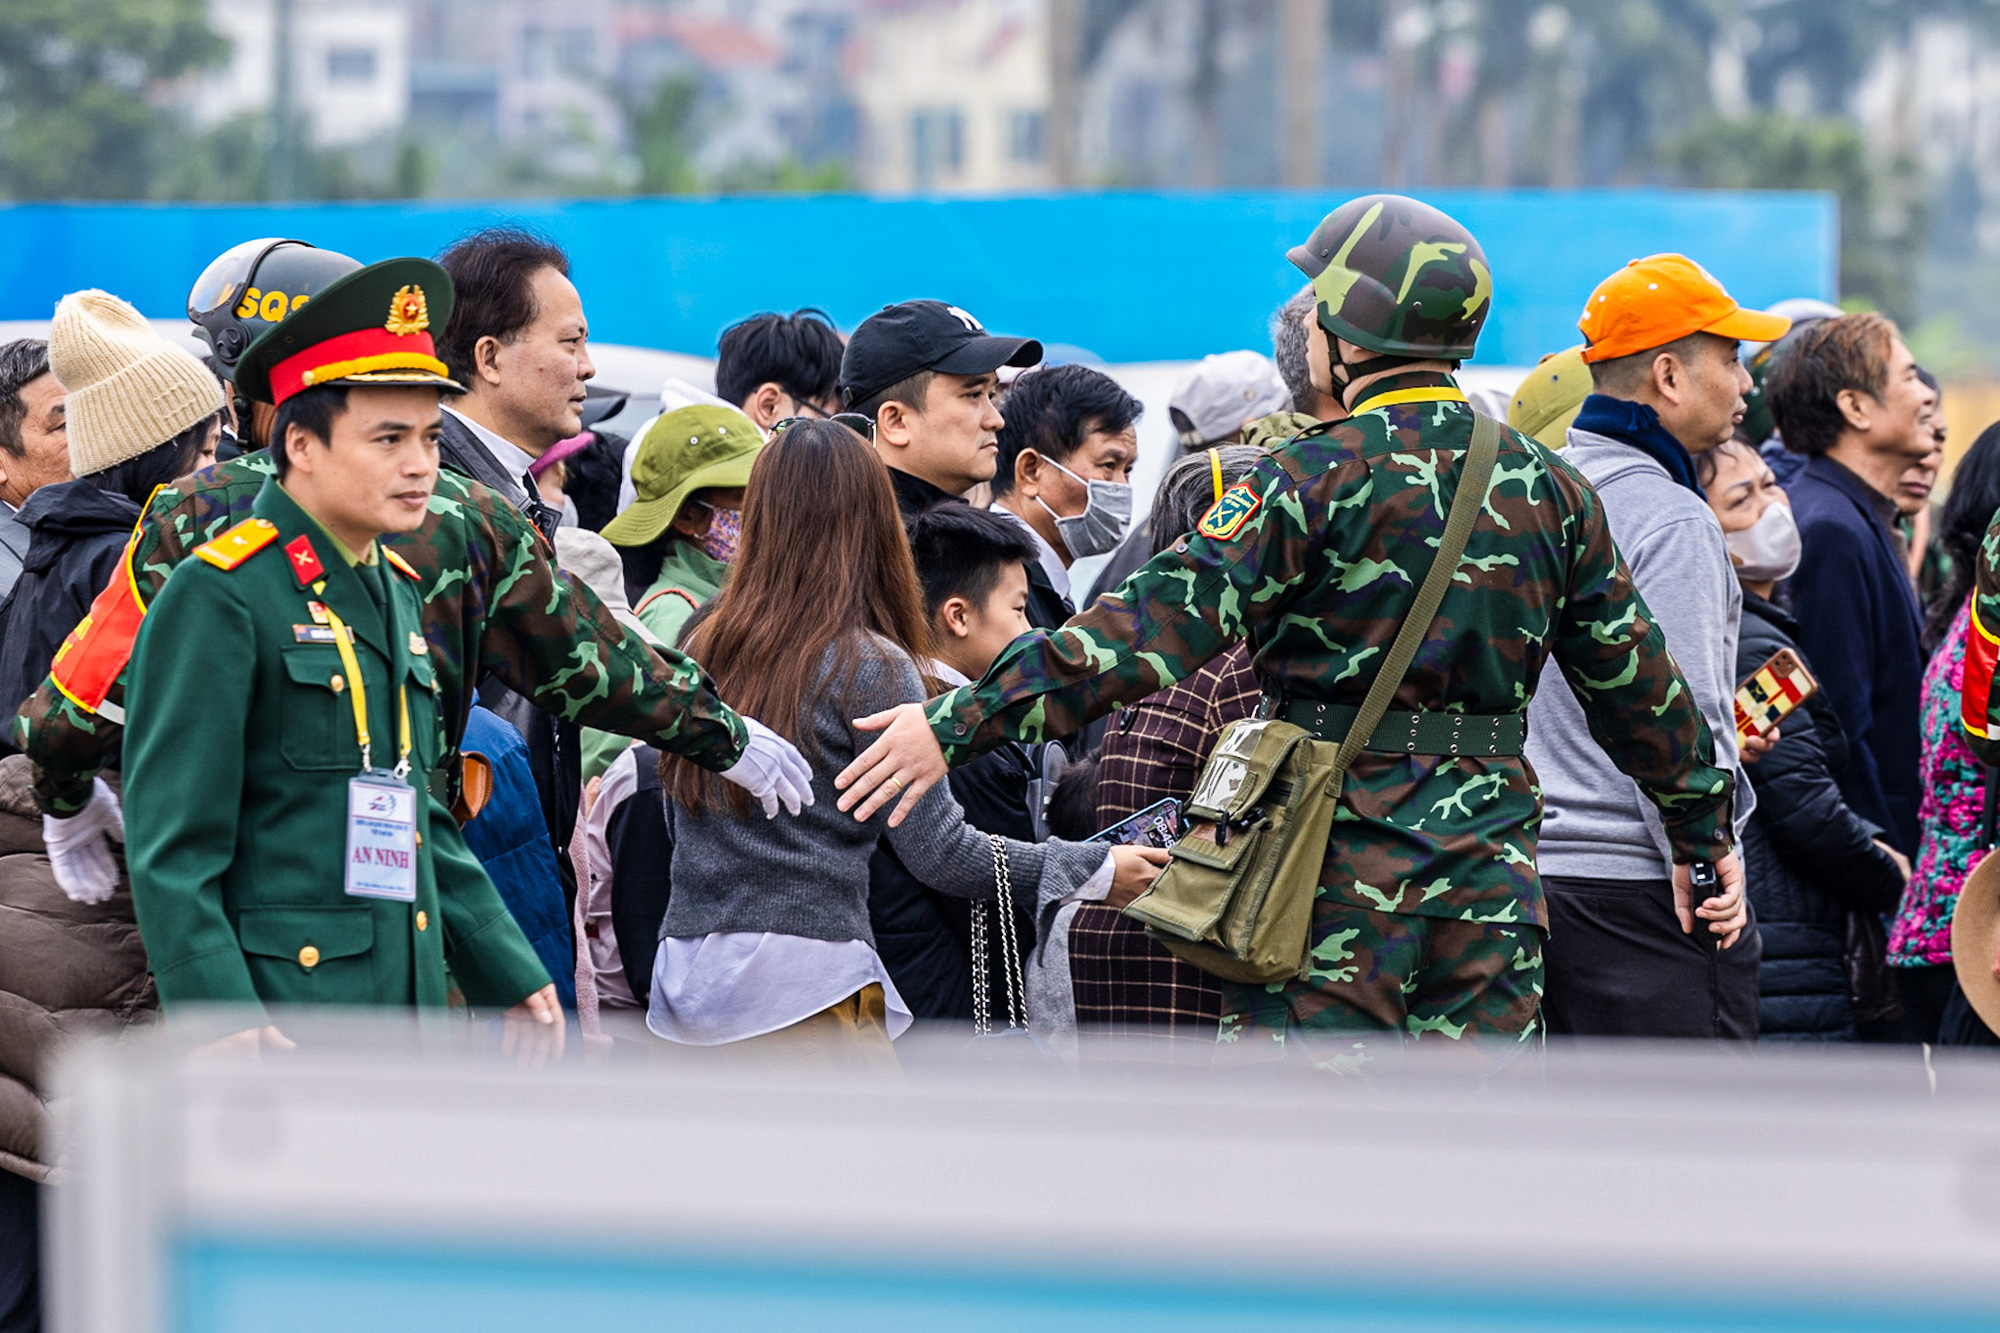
xmin=837 ymin=195 xmax=1743 ymax=1063
xmin=17 ymin=242 xmax=810 ymax=898
xmin=1963 ymin=516 xmax=2000 ymax=761
xmin=1952 ymin=512 xmax=2000 ymax=1012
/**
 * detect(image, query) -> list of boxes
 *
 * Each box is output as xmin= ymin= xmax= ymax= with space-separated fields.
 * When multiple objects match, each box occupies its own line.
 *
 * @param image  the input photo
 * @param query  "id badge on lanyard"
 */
xmin=325 ymin=606 xmax=417 ymax=902
xmin=347 ymin=769 xmax=417 ymax=902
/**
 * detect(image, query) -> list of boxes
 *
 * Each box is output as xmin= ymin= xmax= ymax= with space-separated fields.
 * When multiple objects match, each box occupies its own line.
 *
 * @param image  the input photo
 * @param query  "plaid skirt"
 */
xmin=1067 ymin=903 xmax=1223 ymax=1050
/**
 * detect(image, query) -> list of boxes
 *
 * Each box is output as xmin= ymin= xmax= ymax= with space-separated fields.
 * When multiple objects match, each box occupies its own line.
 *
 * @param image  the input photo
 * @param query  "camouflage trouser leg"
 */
xmin=1215 ymin=900 xmax=1544 ymax=1074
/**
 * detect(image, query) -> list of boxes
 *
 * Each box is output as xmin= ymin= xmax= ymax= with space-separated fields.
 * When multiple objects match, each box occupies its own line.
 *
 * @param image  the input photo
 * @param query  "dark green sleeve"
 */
xmin=16 ymin=468 xmax=244 ymax=814
xmin=121 ymin=563 xmax=264 ymax=1017
xmin=926 ymin=455 xmax=1318 ymax=763
xmin=425 ymin=796 xmax=555 ymax=1008
xmin=462 ymin=485 xmax=749 ymax=772
xmin=15 ymin=690 xmax=117 ymax=816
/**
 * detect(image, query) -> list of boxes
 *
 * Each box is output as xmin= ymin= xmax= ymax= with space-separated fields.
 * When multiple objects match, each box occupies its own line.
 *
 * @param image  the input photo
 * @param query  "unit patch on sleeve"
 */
xmin=1196 ymin=481 xmax=1263 ymax=541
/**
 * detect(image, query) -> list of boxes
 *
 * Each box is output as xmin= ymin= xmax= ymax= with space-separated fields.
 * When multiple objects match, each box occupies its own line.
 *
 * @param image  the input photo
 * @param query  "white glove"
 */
xmin=44 ymin=778 xmax=125 ymax=905
xmin=717 ymin=716 xmax=814 ymax=819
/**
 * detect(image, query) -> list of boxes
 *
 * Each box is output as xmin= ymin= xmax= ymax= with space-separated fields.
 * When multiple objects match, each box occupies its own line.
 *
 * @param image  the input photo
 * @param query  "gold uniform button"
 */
xmin=298 ymin=944 xmax=321 ymax=969
xmin=330 ymin=674 xmax=346 ymax=693
xmin=415 ymin=910 xmax=429 ymax=932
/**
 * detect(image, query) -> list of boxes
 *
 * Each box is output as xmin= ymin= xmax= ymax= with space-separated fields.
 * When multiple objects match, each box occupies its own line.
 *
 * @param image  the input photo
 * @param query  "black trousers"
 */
xmin=1940 ymin=982 xmax=2000 ymax=1047
xmin=0 ymin=1168 xmax=39 ymax=1333
xmin=1876 ymin=962 xmax=1956 ymax=1044
xmin=1542 ymin=874 xmax=1762 ymax=1039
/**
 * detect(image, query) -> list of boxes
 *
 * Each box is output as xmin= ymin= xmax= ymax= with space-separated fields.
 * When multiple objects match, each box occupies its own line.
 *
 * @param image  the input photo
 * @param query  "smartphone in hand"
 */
xmin=1086 ymin=797 xmax=1182 ymax=849
xmin=1689 ymin=861 xmax=1720 ymax=951
xmin=1735 ymin=648 xmax=1817 ymax=742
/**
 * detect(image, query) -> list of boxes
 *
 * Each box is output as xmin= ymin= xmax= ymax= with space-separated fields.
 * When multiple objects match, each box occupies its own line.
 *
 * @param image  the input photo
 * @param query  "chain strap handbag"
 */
xmin=969 ymin=833 xmax=1029 ymax=1038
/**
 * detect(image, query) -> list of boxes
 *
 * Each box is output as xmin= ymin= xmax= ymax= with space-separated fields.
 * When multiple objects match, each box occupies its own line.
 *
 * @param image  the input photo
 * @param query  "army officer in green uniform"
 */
xmin=123 ymin=258 xmax=556 ymax=1048
xmin=836 ymin=196 xmax=1746 ymax=1062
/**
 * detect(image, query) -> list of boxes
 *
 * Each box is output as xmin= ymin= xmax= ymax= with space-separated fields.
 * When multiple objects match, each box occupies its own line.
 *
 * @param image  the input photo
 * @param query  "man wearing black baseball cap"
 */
xmin=840 ymin=300 xmax=1042 ymax=519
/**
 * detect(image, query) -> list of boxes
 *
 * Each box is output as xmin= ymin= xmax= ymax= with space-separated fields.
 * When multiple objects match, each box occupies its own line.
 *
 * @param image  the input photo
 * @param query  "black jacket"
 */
xmin=608 ymin=746 xmax=673 ymax=1002
xmin=867 ymin=741 xmax=1045 ymax=1020
xmin=1023 ymin=558 xmax=1073 ymax=633
xmin=1737 ymin=592 xmax=1906 ymax=1040
xmin=439 ymin=410 xmax=529 ymax=509
xmin=0 ymin=481 xmax=140 ymax=734
xmin=1785 ymin=456 xmax=1925 ymax=853
xmin=888 ymin=466 xmax=963 ymax=523
xmin=440 ymin=409 xmax=565 ymax=541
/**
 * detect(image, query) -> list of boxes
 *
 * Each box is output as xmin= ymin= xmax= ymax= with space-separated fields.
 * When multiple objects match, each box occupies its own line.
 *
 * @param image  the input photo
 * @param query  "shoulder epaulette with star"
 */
xmin=193 ymin=518 xmax=279 ymax=571
xmin=384 ymin=548 xmax=419 ymax=580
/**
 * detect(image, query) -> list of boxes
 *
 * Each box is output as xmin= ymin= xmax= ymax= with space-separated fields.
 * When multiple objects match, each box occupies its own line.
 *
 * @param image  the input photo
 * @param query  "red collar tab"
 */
xmin=285 ymin=534 xmax=325 ymax=586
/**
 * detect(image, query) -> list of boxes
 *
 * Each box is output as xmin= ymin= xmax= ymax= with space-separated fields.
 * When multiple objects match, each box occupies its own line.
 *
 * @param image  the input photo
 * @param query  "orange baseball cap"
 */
xmin=1576 ymin=254 xmax=1792 ymax=363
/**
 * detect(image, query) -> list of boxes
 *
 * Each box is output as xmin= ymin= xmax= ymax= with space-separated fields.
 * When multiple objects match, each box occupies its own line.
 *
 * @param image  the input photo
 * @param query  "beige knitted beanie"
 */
xmin=49 ymin=289 xmax=225 ymax=477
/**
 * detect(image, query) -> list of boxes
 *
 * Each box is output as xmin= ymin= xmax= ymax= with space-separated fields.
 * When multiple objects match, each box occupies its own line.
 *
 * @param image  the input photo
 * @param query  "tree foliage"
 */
xmin=624 ymin=76 xmax=701 ymax=195
xmin=1663 ymin=111 xmax=1923 ymax=321
xmin=0 ymin=0 xmax=225 ymax=199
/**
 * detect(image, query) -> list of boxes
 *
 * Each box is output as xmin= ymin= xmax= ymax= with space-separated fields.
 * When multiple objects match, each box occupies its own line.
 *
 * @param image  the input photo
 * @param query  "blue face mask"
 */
xmin=1035 ymin=458 xmax=1133 ymax=558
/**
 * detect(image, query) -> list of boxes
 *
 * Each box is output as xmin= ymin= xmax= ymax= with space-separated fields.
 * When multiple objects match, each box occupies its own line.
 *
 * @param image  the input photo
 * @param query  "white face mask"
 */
xmin=1035 ymin=457 xmax=1133 ymax=558
xmin=1727 ymin=500 xmax=1801 ymax=583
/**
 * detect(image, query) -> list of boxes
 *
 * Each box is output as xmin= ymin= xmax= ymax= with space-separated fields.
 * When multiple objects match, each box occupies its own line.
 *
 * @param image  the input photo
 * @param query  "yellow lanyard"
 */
xmin=1207 ymin=447 xmax=1224 ymax=503
xmin=1350 ymin=385 xmax=1469 ymax=416
xmin=323 ymin=607 xmax=412 ymax=777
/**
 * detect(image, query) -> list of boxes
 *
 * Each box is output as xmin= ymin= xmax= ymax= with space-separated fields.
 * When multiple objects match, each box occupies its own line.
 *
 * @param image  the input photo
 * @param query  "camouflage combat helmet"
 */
xmin=186 ymin=238 xmax=362 ymax=374
xmin=1287 ymin=194 xmax=1493 ymax=362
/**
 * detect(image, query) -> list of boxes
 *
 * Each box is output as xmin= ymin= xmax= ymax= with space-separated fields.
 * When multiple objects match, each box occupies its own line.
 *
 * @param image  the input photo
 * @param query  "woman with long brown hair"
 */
xmin=651 ymin=418 xmax=1164 ymax=1061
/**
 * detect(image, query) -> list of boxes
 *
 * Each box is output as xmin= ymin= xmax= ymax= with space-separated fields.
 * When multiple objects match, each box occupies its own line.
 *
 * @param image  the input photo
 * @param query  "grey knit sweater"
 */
xmin=662 ymin=634 xmax=1107 ymax=945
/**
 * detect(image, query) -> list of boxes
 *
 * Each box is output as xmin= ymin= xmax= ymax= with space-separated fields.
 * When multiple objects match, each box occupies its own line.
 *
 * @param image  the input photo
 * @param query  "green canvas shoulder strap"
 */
xmin=1333 ymin=412 xmax=1502 ymax=778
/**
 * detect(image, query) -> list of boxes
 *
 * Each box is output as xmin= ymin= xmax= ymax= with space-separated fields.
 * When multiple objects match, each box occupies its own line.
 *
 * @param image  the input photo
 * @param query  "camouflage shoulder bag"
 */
xmin=1122 ymin=413 xmax=1502 ymax=983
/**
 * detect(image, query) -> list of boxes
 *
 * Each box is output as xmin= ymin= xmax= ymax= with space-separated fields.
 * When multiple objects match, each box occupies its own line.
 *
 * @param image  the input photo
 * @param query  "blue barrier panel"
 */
xmin=0 ymin=190 xmax=1834 ymax=364
xmin=174 ymin=1237 xmax=1995 ymax=1333
xmin=51 ymin=1019 xmax=2000 ymax=1333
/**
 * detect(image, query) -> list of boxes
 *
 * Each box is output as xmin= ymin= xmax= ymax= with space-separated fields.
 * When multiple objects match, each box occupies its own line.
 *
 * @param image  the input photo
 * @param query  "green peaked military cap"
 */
xmin=601 ymin=405 xmax=764 ymax=548
xmin=233 ymin=256 xmax=462 ymax=408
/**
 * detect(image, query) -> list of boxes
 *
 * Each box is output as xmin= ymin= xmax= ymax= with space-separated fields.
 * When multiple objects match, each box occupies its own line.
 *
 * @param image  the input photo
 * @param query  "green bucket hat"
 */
xmin=601 ymin=404 xmax=764 ymax=547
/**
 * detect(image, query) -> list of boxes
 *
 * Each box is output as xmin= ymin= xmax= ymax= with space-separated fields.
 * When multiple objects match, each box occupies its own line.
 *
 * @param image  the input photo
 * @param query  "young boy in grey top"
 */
xmin=1526 ymin=255 xmax=1786 ymax=1038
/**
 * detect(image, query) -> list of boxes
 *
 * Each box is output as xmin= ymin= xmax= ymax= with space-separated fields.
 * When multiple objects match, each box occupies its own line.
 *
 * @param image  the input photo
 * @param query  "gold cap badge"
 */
xmin=385 ymin=285 xmax=430 ymax=337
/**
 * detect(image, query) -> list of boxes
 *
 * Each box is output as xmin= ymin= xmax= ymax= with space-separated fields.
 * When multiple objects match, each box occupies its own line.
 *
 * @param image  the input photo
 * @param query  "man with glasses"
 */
xmin=770 ymin=411 xmax=879 ymax=439
xmin=715 ymin=309 xmax=845 ymax=432
xmin=839 ymin=301 xmax=1042 ymax=522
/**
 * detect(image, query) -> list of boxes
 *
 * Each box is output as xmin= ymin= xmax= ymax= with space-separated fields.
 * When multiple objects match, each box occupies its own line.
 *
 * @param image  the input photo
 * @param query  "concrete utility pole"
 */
xmin=1048 ymin=0 xmax=1082 ymax=188
xmin=270 ymin=0 xmax=298 ymax=200
xmin=1380 ymin=0 xmax=1412 ymax=186
xmin=1191 ymin=0 xmax=1222 ymax=188
xmin=1278 ymin=0 xmax=1326 ymax=189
